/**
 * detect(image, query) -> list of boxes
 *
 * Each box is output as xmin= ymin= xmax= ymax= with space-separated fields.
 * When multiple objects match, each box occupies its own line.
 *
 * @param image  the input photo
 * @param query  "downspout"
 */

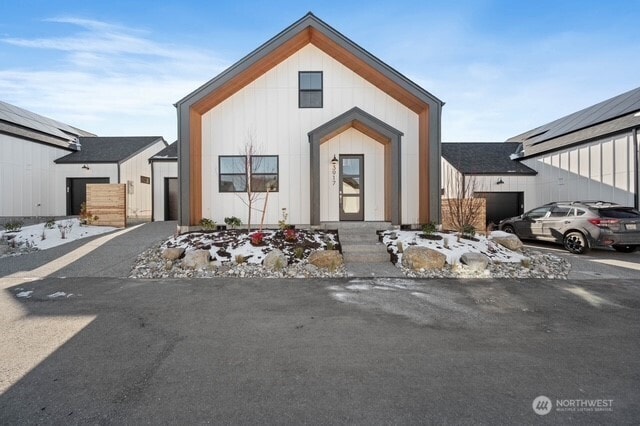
xmin=150 ymin=160 xmax=155 ymax=221
xmin=634 ymin=127 xmax=639 ymax=210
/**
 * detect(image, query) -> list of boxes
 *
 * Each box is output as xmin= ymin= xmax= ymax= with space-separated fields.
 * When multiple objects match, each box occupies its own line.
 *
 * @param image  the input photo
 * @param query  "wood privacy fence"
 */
xmin=441 ymin=198 xmax=486 ymax=234
xmin=86 ymin=184 xmax=127 ymax=228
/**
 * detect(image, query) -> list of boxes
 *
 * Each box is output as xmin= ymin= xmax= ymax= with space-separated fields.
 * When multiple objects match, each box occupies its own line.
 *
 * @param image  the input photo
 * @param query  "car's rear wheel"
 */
xmin=564 ymin=231 xmax=590 ymax=254
xmin=502 ymin=225 xmax=515 ymax=235
xmin=612 ymin=244 xmax=637 ymax=253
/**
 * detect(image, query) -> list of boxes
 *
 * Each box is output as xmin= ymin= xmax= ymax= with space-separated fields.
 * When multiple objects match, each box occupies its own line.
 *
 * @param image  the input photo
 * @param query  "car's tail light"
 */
xmin=588 ymin=218 xmax=620 ymax=230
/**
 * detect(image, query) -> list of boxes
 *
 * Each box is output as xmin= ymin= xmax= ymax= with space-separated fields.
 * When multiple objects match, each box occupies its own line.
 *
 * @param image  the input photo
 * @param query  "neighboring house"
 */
xmin=441 ymin=142 xmax=537 ymax=225
xmin=55 ymin=136 xmax=168 ymax=221
xmin=443 ymin=86 xmax=640 ymax=226
xmin=0 ymin=100 xmax=95 ymax=219
xmin=149 ymin=141 xmax=178 ymax=221
xmin=175 ymin=12 xmax=443 ymax=230
xmin=0 ymin=100 xmax=167 ymax=222
xmin=510 ymin=86 xmax=640 ymax=210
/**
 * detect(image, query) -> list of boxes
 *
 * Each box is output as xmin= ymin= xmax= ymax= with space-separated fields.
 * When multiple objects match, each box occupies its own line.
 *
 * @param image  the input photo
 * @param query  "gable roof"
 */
xmin=507 ymin=86 xmax=640 ymax=157
xmin=442 ymin=142 xmax=536 ymax=175
xmin=55 ymin=136 xmax=166 ymax=164
xmin=0 ymin=100 xmax=95 ymax=150
xmin=149 ymin=141 xmax=177 ymax=161
xmin=176 ymin=12 xmax=443 ymax=113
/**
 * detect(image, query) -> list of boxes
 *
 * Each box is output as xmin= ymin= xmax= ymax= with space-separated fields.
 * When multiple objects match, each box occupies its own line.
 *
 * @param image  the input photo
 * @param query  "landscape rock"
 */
xmin=162 ymin=247 xmax=185 ymax=260
xmin=182 ymin=250 xmax=210 ymax=269
xmin=308 ymin=250 xmax=344 ymax=271
xmin=402 ymin=246 xmax=446 ymax=270
xmin=263 ymin=249 xmax=287 ymax=271
xmin=460 ymin=252 xmax=489 ymax=271
xmin=492 ymin=233 xmax=523 ymax=251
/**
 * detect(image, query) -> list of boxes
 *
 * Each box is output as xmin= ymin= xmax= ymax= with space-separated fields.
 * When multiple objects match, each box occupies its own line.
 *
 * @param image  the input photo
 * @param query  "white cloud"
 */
xmin=0 ymin=17 xmax=227 ymax=141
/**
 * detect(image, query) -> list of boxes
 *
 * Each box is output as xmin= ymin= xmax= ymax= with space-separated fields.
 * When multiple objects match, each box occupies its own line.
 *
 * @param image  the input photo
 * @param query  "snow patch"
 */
xmin=16 ymin=291 xmax=33 ymax=298
xmin=48 ymin=292 xmax=71 ymax=298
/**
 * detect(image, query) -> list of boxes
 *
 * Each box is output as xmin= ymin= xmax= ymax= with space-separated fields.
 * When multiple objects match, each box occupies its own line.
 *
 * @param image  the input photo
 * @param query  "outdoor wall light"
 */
xmin=331 ymin=155 xmax=338 ymax=186
xmin=82 ymin=164 xmax=90 ymax=170
xmin=496 ymin=178 xmax=504 ymax=185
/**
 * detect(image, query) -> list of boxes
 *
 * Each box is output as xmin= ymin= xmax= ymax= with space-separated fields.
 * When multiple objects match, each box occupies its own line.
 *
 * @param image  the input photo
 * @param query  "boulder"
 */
xmin=460 ymin=252 xmax=489 ymax=272
xmin=182 ymin=250 xmax=210 ymax=269
xmin=162 ymin=247 xmax=185 ymax=260
xmin=308 ymin=250 xmax=344 ymax=271
xmin=263 ymin=249 xmax=287 ymax=271
xmin=402 ymin=246 xmax=446 ymax=270
xmin=491 ymin=233 xmax=523 ymax=251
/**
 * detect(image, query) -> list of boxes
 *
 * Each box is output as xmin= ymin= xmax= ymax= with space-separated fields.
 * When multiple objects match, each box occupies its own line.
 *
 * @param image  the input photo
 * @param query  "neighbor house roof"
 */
xmin=55 ymin=136 xmax=166 ymax=164
xmin=508 ymin=86 xmax=640 ymax=158
xmin=0 ymin=100 xmax=95 ymax=150
xmin=442 ymin=142 xmax=537 ymax=175
xmin=149 ymin=141 xmax=177 ymax=162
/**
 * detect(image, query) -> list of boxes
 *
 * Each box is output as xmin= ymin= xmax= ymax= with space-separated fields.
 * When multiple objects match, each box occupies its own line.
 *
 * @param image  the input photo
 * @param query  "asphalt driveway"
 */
xmin=1 ymin=276 xmax=638 ymax=424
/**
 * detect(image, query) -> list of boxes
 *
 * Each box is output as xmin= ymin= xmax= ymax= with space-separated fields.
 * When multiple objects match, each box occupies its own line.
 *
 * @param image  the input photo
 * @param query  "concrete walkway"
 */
xmin=0 ymin=221 xmax=176 ymax=279
xmin=334 ymin=222 xmax=404 ymax=278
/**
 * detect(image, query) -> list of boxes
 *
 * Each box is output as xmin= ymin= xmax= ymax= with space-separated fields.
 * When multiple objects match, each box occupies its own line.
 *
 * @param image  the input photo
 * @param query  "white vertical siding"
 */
xmin=152 ymin=161 xmax=178 ymax=221
xmin=1 ymin=134 xmax=68 ymax=216
xmin=52 ymin=163 xmax=119 ymax=214
xmin=119 ymin=140 xmax=167 ymax=220
xmin=201 ymin=44 xmax=420 ymax=225
xmin=523 ymin=132 xmax=635 ymax=207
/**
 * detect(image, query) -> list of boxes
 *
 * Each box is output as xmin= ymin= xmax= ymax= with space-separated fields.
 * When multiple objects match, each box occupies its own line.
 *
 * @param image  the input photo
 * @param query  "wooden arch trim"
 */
xmin=308 ymin=107 xmax=403 ymax=225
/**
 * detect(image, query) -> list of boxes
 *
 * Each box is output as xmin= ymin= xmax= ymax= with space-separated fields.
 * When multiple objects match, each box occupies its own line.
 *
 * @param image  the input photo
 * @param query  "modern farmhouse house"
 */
xmin=442 ymin=86 xmax=640 ymax=226
xmin=0 ymin=100 xmax=167 ymax=222
xmin=175 ymin=12 xmax=443 ymax=230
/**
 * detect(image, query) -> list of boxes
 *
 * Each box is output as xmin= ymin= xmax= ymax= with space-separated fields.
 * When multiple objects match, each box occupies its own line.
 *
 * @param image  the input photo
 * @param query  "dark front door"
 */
xmin=339 ymin=155 xmax=364 ymax=221
xmin=66 ymin=178 xmax=110 ymax=216
xmin=164 ymin=178 xmax=179 ymax=221
xmin=474 ymin=191 xmax=524 ymax=226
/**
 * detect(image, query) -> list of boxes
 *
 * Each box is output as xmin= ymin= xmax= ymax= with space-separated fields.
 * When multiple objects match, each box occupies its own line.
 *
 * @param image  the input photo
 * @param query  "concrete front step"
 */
xmin=338 ymin=234 xmax=380 ymax=244
xmin=343 ymin=252 xmax=391 ymax=263
xmin=322 ymin=221 xmax=392 ymax=231
xmin=342 ymin=243 xmax=386 ymax=253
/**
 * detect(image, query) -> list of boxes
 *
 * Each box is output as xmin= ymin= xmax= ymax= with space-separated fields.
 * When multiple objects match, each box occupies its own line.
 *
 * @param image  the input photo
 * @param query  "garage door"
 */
xmin=474 ymin=192 xmax=524 ymax=226
xmin=66 ymin=178 xmax=110 ymax=216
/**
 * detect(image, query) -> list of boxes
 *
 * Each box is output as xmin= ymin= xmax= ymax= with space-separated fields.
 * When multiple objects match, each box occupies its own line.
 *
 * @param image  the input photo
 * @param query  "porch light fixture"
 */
xmin=82 ymin=164 xmax=90 ymax=170
xmin=496 ymin=178 xmax=504 ymax=185
xmin=331 ymin=155 xmax=338 ymax=186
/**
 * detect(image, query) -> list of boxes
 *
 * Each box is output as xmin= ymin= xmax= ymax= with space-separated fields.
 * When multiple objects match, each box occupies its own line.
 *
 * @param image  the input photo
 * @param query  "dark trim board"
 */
xmin=308 ymin=107 xmax=402 ymax=225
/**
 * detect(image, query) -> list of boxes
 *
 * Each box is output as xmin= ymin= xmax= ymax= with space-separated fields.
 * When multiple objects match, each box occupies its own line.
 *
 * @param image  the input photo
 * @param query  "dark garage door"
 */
xmin=164 ymin=178 xmax=178 ymax=221
xmin=475 ymin=192 xmax=524 ymax=226
xmin=66 ymin=178 xmax=110 ymax=216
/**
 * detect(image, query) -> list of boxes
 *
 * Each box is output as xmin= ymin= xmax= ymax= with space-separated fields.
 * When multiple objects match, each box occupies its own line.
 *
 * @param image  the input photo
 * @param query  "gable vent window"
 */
xmin=299 ymin=71 xmax=323 ymax=108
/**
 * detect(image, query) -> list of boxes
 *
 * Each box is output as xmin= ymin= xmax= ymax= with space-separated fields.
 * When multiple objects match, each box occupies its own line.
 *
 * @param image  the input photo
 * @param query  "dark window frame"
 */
xmin=250 ymin=155 xmax=279 ymax=192
xmin=218 ymin=155 xmax=247 ymax=193
xmin=299 ymin=71 xmax=323 ymax=108
xmin=218 ymin=155 xmax=279 ymax=193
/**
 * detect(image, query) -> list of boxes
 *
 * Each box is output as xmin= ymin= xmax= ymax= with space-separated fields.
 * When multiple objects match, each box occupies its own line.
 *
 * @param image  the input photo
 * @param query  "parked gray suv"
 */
xmin=498 ymin=201 xmax=640 ymax=254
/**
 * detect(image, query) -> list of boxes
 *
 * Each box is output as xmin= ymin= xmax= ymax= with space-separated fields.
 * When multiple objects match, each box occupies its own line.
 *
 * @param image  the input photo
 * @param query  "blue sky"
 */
xmin=1 ymin=0 xmax=639 ymax=142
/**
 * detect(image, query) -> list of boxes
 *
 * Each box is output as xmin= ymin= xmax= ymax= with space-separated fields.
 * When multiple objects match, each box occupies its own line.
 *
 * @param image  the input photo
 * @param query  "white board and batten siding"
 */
xmin=522 ymin=132 xmax=636 ymax=208
xmin=441 ymin=157 xmax=536 ymax=210
xmin=1 ymin=132 xmax=70 ymax=216
xmin=201 ymin=44 xmax=420 ymax=225
xmin=152 ymin=161 xmax=178 ymax=221
xmin=119 ymin=140 xmax=166 ymax=220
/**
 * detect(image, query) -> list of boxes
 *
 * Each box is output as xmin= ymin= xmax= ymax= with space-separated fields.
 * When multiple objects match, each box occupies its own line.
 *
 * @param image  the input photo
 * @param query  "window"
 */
xmin=526 ymin=207 xmax=550 ymax=220
xmin=251 ymin=156 xmax=278 ymax=192
xmin=219 ymin=156 xmax=247 ymax=192
xmin=299 ymin=71 xmax=323 ymax=108
xmin=550 ymin=206 xmax=571 ymax=217
xmin=218 ymin=155 xmax=279 ymax=192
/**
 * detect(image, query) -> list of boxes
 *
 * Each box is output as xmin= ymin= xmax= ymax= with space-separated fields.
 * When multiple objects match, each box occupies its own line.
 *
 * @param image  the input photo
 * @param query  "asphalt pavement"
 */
xmin=1 ymin=275 xmax=639 ymax=424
